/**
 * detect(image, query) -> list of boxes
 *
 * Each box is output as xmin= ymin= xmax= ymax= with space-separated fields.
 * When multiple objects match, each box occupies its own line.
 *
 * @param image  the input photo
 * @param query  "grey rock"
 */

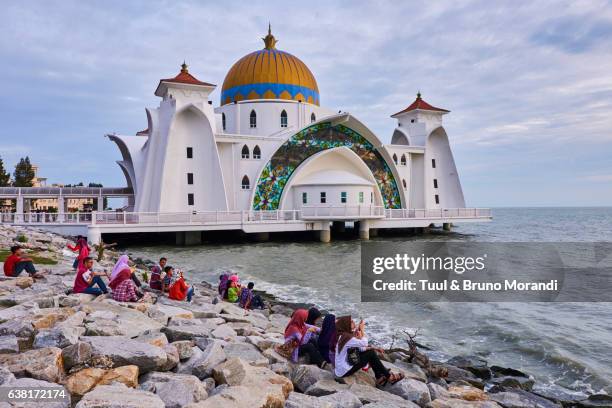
xmin=284 ymin=390 xmax=363 ymax=408
xmin=202 ymin=377 xmax=215 ymax=394
xmin=139 ymin=371 xmax=207 ymax=408
xmin=489 ymin=390 xmax=562 ymax=408
xmin=161 ymin=319 xmax=213 ymax=341
xmin=384 ymin=378 xmax=431 ymax=405
xmin=305 ymin=379 xmax=349 ymax=396
xmin=222 ymin=342 xmax=267 ymax=365
xmin=489 ymin=375 xmax=535 ymax=391
xmin=348 ymin=383 xmax=419 ymax=407
xmin=0 ymin=367 xmax=16 ymax=385
xmin=428 ymin=382 xmax=450 ymax=400
xmin=391 ymin=360 xmax=428 ymax=382
xmin=160 ymin=344 xmax=179 ymax=371
xmin=191 ymin=341 xmax=226 ymax=379
xmin=33 ymin=326 xmax=84 ymax=349
xmin=170 ymin=340 xmax=194 ymax=360
xmin=0 ymin=335 xmax=19 ymax=353
xmin=209 ymin=384 xmax=228 ymax=396
xmin=575 ymin=394 xmax=612 ymax=408
xmin=211 ymin=323 xmax=237 ymax=339
xmin=82 ymin=336 xmax=168 ymax=373
xmin=7 ymin=377 xmax=71 ymax=408
xmin=291 ymin=364 xmax=334 ymax=393
xmin=75 ymin=383 xmax=164 ymax=408
xmin=62 ymin=341 xmax=92 ymax=370
xmin=447 ymin=355 xmax=492 ymax=380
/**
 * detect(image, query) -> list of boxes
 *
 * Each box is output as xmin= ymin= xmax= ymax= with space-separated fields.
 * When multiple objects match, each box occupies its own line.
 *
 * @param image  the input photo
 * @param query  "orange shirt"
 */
xmin=169 ymin=277 xmax=188 ymax=301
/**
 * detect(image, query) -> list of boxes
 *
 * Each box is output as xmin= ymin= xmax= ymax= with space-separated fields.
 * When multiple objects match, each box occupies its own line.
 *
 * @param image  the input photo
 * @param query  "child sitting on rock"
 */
xmin=239 ymin=281 xmax=265 ymax=310
xmin=226 ymin=275 xmax=241 ymax=303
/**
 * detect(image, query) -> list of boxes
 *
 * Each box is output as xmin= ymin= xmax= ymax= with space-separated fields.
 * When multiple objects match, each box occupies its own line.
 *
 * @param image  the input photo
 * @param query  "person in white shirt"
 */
xmin=334 ymin=315 xmax=404 ymax=386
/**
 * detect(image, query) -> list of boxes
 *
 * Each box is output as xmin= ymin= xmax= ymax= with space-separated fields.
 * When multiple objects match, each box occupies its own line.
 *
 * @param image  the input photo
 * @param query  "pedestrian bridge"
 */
xmin=0 ymin=206 xmax=492 ymax=243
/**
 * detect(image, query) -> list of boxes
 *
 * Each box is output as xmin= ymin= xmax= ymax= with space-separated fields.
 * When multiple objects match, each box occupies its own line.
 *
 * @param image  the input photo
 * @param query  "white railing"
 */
xmin=0 ymin=207 xmax=491 ymax=226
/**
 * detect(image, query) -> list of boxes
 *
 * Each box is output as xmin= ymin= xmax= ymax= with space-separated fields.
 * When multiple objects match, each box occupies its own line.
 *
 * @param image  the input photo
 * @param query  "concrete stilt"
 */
xmin=443 ymin=223 xmax=451 ymax=231
xmin=359 ymin=219 xmax=370 ymax=240
xmin=175 ymin=231 xmax=202 ymax=246
xmin=319 ymin=223 xmax=331 ymax=243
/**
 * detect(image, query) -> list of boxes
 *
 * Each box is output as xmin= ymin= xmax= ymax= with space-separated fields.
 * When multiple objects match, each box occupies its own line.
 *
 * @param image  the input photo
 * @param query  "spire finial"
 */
xmin=417 ymin=90 xmax=421 ymax=99
xmin=262 ymin=23 xmax=277 ymax=50
xmin=181 ymin=61 xmax=188 ymax=73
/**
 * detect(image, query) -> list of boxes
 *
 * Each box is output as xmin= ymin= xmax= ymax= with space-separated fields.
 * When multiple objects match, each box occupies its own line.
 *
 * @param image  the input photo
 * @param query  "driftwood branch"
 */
xmin=386 ymin=328 xmax=447 ymax=379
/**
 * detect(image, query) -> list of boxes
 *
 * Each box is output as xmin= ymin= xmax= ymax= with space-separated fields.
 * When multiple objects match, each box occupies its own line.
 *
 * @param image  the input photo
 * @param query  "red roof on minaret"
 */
xmin=391 ymin=92 xmax=449 ymax=117
xmin=159 ymin=62 xmax=215 ymax=87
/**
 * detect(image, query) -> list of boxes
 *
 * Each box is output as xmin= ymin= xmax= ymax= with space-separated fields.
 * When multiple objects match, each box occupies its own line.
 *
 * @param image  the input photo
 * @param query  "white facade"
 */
xmin=108 ymin=52 xmax=467 ymax=221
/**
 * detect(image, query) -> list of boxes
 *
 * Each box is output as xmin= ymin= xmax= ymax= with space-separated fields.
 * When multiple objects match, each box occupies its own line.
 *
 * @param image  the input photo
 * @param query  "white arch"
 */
xmin=391 ymin=128 xmax=411 ymax=145
xmin=425 ymin=126 xmax=465 ymax=208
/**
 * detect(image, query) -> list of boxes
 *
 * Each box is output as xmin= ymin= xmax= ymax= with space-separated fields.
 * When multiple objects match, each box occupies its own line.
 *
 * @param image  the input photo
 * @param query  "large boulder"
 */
xmin=212 ymin=357 xmax=293 ymax=403
xmin=384 ymin=378 xmax=431 ymax=405
xmin=62 ymin=341 xmax=92 ymax=370
xmin=489 ymin=375 xmax=535 ymax=391
xmin=171 ymin=340 xmax=194 ymax=360
xmin=222 ymin=342 xmax=267 ymax=366
xmin=0 ymin=334 xmax=19 ymax=353
xmin=161 ymin=318 xmax=215 ymax=341
xmin=0 ymin=346 xmax=64 ymax=382
xmin=348 ymin=383 xmax=420 ymax=407
xmin=80 ymin=302 xmax=163 ymax=337
xmin=64 ymin=367 xmax=107 ymax=397
xmin=305 ymin=379 xmax=349 ymax=396
xmin=290 ymin=364 xmax=334 ymax=392
xmin=211 ymin=323 xmax=238 ymax=340
xmin=428 ymin=399 xmax=502 ymax=407
xmin=98 ymin=365 xmax=139 ymax=388
xmin=6 ymin=377 xmax=71 ymax=408
xmin=34 ymin=326 xmax=85 ymax=348
xmin=0 ymin=318 xmax=36 ymax=350
xmin=75 ymin=383 xmax=164 ymax=408
xmin=447 ymin=356 xmax=492 ymax=380
xmin=285 ymin=390 xmax=363 ymax=408
xmin=389 ymin=360 xmax=428 ymax=382
xmin=178 ymin=341 xmax=227 ymax=379
xmin=139 ymin=371 xmax=208 ymax=408
xmin=147 ymin=304 xmax=194 ymax=324
xmin=489 ymin=390 xmax=562 ymax=408
xmin=82 ymin=336 xmax=168 ymax=373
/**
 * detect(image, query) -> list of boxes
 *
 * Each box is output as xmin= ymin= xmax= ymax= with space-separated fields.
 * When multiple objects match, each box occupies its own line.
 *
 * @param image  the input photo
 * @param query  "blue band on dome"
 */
xmin=221 ymin=83 xmax=319 ymax=105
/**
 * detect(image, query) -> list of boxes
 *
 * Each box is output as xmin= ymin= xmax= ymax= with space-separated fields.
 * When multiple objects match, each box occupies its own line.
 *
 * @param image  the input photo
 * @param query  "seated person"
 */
xmin=111 ymin=255 xmax=142 ymax=288
xmin=3 ymin=245 xmax=43 ymax=278
xmin=161 ymin=266 xmax=175 ymax=294
xmin=73 ymin=257 xmax=108 ymax=296
xmin=168 ymin=270 xmax=194 ymax=302
xmin=318 ymin=314 xmax=336 ymax=364
xmin=239 ymin=282 xmax=265 ymax=310
xmin=110 ymin=268 xmax=141 ymax=303
xmin=218 ymin=271 xmax=232 ymax=299
xmin=227 ymin=278 xmax=241 ymax=303
xmin=282 ymin=309 xmax=327 ymax=369
xmin=149 ymin=257 xmax=167 ymax=290
xmin=334 ymin=315 xmax=404 ymax=386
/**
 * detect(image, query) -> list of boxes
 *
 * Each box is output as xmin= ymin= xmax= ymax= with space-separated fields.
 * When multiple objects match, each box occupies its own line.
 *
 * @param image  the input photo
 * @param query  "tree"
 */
xmin=13 ymin=157 xmax=35 ymax=187
xmin=0 ymin=156 xmax=10 ymax=186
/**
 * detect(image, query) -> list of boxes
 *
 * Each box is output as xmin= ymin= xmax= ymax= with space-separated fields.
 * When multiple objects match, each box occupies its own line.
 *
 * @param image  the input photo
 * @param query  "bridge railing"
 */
xmin=0 ymin=207 xmax=492 ymax=226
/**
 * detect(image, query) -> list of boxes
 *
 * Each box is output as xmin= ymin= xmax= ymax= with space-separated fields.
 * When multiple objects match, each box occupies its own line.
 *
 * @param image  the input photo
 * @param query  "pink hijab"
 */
xmin=111 ymin=255 xmax=129 ymax=280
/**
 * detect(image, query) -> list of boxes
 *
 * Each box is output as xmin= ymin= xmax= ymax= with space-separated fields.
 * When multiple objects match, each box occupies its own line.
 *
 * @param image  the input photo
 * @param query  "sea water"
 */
xmin=130 ymin=207 xmax=612 ymax=395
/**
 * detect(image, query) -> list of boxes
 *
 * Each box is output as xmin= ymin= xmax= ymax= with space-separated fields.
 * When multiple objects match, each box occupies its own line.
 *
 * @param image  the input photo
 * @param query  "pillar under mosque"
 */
xmin=319 ymin=223 xmax=331 ymax=243
xmin=358 ymin=219 xmax=370 ymax=240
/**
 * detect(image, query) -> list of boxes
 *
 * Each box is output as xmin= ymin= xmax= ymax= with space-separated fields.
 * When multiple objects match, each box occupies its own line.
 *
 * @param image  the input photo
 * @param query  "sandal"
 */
xmin=376 ymin=372 xmax=404 ymax=387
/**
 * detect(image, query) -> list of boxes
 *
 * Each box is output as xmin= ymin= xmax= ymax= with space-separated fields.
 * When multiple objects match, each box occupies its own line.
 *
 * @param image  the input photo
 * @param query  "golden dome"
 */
xmin=221 ymin=26 xmax=320 ymax=106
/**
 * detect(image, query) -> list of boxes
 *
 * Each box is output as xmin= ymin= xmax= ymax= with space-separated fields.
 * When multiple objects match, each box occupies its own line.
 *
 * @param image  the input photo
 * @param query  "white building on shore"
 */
xmin=108 ymin=27 xmax=466 ymax=222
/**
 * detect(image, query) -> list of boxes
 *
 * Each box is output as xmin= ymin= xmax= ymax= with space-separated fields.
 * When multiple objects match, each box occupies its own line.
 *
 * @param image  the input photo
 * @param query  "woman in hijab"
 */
xmin=283 ymin=309 xmax=327 ymax=368
xmin=318 ymin=314 xmax=336 ymax=364
xmin=110 ymin=255 xmax=142 ymax=288
xmin=306 ymin=307 xmax=322 ymax=325
xmin=334 ymin=315 xmax=404 ymax=386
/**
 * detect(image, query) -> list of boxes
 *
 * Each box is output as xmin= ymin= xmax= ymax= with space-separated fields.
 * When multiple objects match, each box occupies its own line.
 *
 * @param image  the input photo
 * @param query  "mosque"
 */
xmin=106 ymin=26 xmax=483 ymax=241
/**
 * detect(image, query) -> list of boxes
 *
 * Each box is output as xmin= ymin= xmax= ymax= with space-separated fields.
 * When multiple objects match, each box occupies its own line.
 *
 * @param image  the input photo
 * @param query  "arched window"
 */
xmin=310 ymin=112 xmax=316 ymax=123
xmin=280 ymin=110 xmax=288 ymax=128
xmin=253 ymin=145 xmax=261 ymax=159
xmin=403 ymin=179 xmax=407 ymax=189
xmin=393 ymin=153 xmax=398 ymax=164
xmin=241 ymin=145 xmax=250 ymax=159
xmin=241 ymin=175 xmax=250 ymax=190
xmin=249 ymin=110 xmax=257 ymax=128
xmin=222 ymin=113 xmax=226 ymax=131
xmin=400 ymin=154 xmax=407 ymax=166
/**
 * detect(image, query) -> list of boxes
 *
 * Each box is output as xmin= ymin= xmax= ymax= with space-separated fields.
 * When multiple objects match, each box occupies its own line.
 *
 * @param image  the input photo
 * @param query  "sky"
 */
xmin=0 ymin=0 xmax=611 ymax=207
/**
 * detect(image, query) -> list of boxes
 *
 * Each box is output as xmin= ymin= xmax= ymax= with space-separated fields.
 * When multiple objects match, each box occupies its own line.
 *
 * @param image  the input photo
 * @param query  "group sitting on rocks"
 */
xmin=278 ymin=307 xmax=406 ymax=386
xmin=218 ymin=272 xmax=265 ymax=310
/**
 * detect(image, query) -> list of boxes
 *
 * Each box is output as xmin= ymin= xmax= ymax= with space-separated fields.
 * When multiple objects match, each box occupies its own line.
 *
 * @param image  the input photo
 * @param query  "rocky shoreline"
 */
xmin=0 ymin=225 xmax=609 ymax=408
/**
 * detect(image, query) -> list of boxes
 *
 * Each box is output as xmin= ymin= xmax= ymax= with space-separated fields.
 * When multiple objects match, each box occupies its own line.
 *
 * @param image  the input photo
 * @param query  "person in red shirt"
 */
xmin=168 ymin=270 xmax=194 ymax=302
xmin=3 ymin=245 xmax=42 ymax=278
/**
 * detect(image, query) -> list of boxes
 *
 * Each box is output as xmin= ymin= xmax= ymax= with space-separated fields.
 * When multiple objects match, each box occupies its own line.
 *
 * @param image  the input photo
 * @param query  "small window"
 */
xmin=401 ymin=154 xmax=407 ymax=166
xmin=432 ymin=159 xmax=436 ymax=168
xmin=186 ymin=147 xmax=193 ymax=159
xmin=280 ymin=110 xmax=288 ymax=128
xmin=393 ymin=153 xmax=398 ymax=164
xmin=433 ymin=179 xmax=438 ymax=188
xmin=411 ymin=119 xmax=415 ymax=123
xmin=222 ymin=113 xmax=226 ymax=131
xmin=310 ymin=112 xmax=316 ymax=123
xmin=359 ymin=192 xmax=364 ymax=204
xmin=249 ymin=110 xmax=257 ymax=128
xmin=435 ymin=194 xmax=440 ymax=204
xmin=302 ymin=192 xmax=308 ymax=204
xmin=320 ymin=192 xmax=326 ymax=204
xmin=403 ymin=179 xmax=407 ymax=189
xmin=187 ymin=173 xmax=193 ymax=185
xmin=187 ymin=193 xmax=194 ymax=206
xmin=341 ymin=192 xmax=347 ymax=203
xmin=241 ymin=175 xmax=250 ymax=190
xmin=241 ymin=145 xmax=250 ymax=159
xmin=253 ymin=145 xmax=261 ymax=159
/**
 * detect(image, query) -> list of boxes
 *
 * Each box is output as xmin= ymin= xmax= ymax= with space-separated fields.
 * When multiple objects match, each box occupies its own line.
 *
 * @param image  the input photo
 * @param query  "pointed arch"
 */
xmin=402 ymin=178 xmax=407 ymax=189
xmin=400 ymin=154 xmax=407 ymax=166
xmin=221 ymin=112 xmax=226 ymax=131
xmin=241 ymin=144 xmax=250 ymax=159
xmin=241 ymin=175 xmax=250 ymax=190
xmin=392 ymin=153 xmax=398 ymax=164
xmin=249 ymin=110 xmax=257 ymax=128
xmin=253 ymin=145 xmax=261 ymax=159
xmin=310 ymin=112 xmax=316 ymax=123
xmin=280 ymin=109 xmax=288 ymax=128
